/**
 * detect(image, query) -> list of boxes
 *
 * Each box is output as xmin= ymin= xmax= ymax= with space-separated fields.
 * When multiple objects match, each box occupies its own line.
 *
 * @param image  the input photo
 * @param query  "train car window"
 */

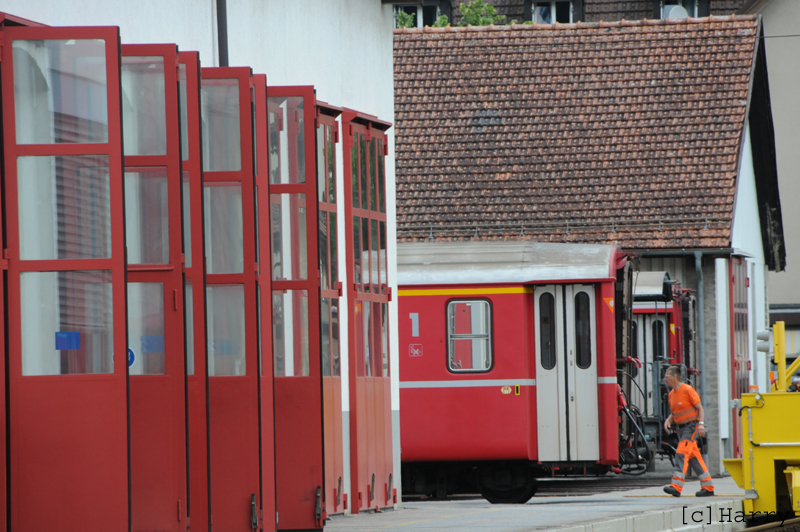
xmin=539 ymin=293 xmax=556 ymax=370
xmin=447 ymin=300 xmax=491 ymax=372
xmin=652 ymin=320 xmax=665 ymax=360
xmin=575 ymin=292 xmax=592 ymax=369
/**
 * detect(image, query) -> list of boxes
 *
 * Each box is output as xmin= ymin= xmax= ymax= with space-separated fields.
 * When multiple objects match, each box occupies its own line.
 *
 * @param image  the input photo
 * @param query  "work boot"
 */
xmin=696 ymin=489 xmax=714 ymax=497
xmin=663 ymin=486 xmax=680 ymax=497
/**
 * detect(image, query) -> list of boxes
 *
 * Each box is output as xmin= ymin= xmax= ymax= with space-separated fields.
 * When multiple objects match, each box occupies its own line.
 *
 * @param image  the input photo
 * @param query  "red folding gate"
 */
xmin=268 ymin=86 xmax=325 ymax=530
xmin=730 ymin=257 xmax=749 ymax=459
xmin=201 ymin=66 xmax=262 ymax=530
xmin=0 ymin=16 xmax=368 ymax=531
xmin=1 ymin=26 xmax=129 ymax=530
xmin=342 ymin=110 xmax=394 ymax=513
xmin=121 ymin=44 xmax=189 ymax=531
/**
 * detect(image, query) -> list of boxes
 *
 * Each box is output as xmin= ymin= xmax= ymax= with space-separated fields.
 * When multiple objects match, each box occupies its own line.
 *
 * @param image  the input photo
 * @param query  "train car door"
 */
xmin=2 ymin=26 xmax=129 ymax=530
xmin=121 ymin=44 xmax=189 ymax=531
xmin=535 ymin=285 xmax=599 ymax=461
xmin=201 ymin=67 xmax=261 ymax=530
xmin=631 ymin=313 xmax=668 ymax=416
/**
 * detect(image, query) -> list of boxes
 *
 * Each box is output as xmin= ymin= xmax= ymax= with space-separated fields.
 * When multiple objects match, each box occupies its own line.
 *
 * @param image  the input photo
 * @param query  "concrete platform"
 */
xmin=325 ymin=476 xmax=748 ymax=531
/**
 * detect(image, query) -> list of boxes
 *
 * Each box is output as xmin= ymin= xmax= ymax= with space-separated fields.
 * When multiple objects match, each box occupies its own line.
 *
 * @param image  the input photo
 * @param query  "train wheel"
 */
xmin=478 ymin=464 xmax=538 ymax=504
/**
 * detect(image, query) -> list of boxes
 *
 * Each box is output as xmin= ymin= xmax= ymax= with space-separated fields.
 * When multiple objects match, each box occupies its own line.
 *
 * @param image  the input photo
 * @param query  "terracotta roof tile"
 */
xmin=393 ymin=16 xmax=759 ymax=249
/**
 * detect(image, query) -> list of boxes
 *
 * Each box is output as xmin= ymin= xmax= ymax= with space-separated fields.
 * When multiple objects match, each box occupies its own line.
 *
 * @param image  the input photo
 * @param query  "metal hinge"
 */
xmin=2 ymin=249 xmax=8 ymax=270
xmin=315 ymin=486 xmax=322 ymax=521
xmin=334 ymin=123 xmax=340 ymax=143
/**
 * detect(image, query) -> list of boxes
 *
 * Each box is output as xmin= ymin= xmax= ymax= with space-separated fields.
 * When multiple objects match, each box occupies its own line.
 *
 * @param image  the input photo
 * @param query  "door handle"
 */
xmin=570 ymin=395 xmax=574 ymax=401
xmin=251 ymin=494 xmax=258 ymax=530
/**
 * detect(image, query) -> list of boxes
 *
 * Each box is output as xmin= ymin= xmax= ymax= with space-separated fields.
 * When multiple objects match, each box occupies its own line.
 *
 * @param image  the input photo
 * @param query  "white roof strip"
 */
xmin=632 ymin=271 xmax=671 ymax=301
xmin=397 ymin=241 xmax=617 ymax=286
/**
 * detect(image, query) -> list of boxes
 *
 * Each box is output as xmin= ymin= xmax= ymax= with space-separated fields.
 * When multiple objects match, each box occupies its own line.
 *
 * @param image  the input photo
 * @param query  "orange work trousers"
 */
xmin=669 ymin=421 xmax=714 ymax=493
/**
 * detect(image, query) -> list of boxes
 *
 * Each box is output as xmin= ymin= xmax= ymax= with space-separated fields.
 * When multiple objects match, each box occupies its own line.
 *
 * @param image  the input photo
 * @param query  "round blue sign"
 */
xmin=128 ymin=347 xmax=135 ymax=367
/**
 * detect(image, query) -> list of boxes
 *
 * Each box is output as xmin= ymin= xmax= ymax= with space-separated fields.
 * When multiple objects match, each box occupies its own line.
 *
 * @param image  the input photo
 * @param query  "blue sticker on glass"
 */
xmin=141 ymin=335 xmax=165 ymax=353
xmin=217 ymin=339 xmax=239 ymax=356
xmin=128 ymin=348 xmax=135 ymax=367
xmin=55 ymin=331 xmax=80 ymax=350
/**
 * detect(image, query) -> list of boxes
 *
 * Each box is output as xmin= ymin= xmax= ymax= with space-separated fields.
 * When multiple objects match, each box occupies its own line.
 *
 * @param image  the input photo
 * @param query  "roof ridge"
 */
xmin=392 ymin=14 xmax=757 ymax=34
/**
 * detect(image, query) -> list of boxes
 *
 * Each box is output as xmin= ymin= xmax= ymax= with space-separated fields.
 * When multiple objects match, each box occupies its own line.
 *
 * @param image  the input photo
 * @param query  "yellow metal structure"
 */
xmin=724 ymin=322 xmax=800 ymax=516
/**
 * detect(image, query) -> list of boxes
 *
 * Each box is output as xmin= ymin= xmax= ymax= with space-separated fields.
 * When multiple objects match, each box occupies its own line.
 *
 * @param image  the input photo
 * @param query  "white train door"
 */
xmin=631 ymin=314 xmax=668 ymax=416
xmin=536 ymin=285 xmax=599 ymax=461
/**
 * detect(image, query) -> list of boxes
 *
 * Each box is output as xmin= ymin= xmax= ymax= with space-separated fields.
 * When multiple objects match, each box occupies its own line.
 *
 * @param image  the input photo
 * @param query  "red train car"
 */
xmin=397 ymin=241 xmax=656 ymax=503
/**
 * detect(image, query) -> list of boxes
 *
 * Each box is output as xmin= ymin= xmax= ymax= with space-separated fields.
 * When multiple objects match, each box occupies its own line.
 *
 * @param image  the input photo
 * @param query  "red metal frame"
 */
xmin=201 ymin=66 xmax=261 ymax=530
xmin=179 ymin=50 xmax=212 ymax=532
xmin=254 ymin=73 xmax=277 ymax=532
xmin=2 ymin=26 xmax=129 ymax=531
xmin=316 ymin=102 xmax=345 ymax=516
xmin=122 ymin=44 xmax=188 ymax=531
xmin=268 ymin=86 xmax=324 ymax=530
xmin=341 ymin=109 xmax=393 ymax=513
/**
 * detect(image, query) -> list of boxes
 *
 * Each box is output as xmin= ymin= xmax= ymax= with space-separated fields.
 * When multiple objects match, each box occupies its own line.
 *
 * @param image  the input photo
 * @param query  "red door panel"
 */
xmin=1 ymin=26 xmax=128 ymax=531
xmin=122 ymin=44 xmax=188 ymax=531
xmin=179 ymin=50 xmax=212 ymax=532
xmin=316 ymin=103 xmax=344 ymax=517
xmin=202 ymin=66 xmax=261 ymax=531
xmin=268 ymin=86 xmax=324 ymax=530
xmin=255 ymin=73 xmax=278 ymax=532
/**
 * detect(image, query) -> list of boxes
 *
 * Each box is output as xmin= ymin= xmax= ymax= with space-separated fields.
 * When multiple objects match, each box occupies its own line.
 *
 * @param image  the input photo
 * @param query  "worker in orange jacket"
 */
xmin=662 ymin=365 xmax=714 ymax=497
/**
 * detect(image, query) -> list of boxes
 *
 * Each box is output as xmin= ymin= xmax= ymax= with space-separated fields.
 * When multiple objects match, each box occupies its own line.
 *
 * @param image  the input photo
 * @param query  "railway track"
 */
xmin=403 ymin=476 xmax=673 ymax=501
xmin=534 ymin=476 xmax=671 ymax=497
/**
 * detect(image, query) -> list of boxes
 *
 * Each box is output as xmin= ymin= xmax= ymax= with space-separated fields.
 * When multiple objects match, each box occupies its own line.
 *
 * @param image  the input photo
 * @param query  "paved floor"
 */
xmin=325 ymin=475 xmax=745 ymax=531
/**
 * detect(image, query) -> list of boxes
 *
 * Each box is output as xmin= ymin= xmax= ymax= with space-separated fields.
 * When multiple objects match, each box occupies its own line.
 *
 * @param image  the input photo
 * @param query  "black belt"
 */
xmin=676 ymin=421 xmax=697 ymax=429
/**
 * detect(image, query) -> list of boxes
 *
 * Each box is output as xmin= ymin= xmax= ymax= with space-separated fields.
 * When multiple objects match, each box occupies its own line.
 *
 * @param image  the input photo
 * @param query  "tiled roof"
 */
xmin=393 ymin=16 xmax=761 ymax=249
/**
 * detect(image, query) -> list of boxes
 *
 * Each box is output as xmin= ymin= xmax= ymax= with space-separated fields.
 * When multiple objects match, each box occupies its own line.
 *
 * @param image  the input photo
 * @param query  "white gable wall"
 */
xmin=732 ymin=123 xmax=770 ymax=393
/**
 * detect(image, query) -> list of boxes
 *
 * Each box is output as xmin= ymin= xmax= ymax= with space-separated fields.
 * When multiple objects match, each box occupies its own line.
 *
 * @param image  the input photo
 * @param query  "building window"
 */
xmin=531 ymin=1 xmax=572 ymax=24
xmin=394 ymin=3 xmax=442 ymax=28
xmin=662 ymin=0 xmax=697 ymax=18
xmin=447 ymin=300 xmax=492 ymax=372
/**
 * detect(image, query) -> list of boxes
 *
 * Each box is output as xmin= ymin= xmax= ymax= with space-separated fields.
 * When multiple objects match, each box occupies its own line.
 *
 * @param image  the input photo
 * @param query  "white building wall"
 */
xmin=2 ymin=0 xmax=398 ymax=511
xmin=732 ymin=124 xmax=770 ymax=392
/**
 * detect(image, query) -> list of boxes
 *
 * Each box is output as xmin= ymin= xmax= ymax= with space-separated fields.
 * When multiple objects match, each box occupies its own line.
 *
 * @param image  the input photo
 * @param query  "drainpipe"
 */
xmin=216 ymin=0 xmax=229 ymax=67
xmin=695 ymin=252 xmax=706 ymax=400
